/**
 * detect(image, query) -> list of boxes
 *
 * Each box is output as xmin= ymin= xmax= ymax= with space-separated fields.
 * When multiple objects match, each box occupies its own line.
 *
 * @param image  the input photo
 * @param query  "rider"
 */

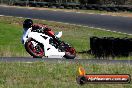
xmin=22 ymin=19 xmax=62 ymax=46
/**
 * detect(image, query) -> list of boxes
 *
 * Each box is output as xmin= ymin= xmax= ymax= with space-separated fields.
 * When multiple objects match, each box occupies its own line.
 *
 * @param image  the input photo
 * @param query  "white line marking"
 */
xmin=0 ymin=15 xmax=5 ymax=16
xmin=25 ymin=62 xmax=33 ymax=63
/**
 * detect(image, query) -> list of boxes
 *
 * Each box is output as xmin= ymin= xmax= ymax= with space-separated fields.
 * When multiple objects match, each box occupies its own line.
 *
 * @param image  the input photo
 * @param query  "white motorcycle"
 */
xmin=22 ymin=27 xmax=76 ymax=59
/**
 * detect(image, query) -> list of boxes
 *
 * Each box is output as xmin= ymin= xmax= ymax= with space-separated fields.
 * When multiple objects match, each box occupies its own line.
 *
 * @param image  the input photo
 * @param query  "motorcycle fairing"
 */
xmin=26 ymin=32 xmax=65 ymax=57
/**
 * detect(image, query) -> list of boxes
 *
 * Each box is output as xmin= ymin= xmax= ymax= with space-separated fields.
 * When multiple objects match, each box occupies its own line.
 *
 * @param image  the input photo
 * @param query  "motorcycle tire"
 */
xmin=25 ymin=38 xmax=44 ymax=58
xmin=64 ymin=47 xmax=76 ymax=59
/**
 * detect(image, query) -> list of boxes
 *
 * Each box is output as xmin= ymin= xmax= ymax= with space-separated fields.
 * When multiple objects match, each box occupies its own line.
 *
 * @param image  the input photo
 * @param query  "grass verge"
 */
xmin=0 ymin=62 xmax=131 ymax=88
xmin=0 ymin=16 xmax=132 ymax=59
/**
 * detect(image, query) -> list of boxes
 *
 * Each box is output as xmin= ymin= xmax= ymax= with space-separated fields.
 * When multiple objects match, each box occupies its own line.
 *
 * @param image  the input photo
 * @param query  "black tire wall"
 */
xmin=90 ymin=37 xmax=132 ymax=57
xmin=7 ymin=0 xmax=132 ymax=12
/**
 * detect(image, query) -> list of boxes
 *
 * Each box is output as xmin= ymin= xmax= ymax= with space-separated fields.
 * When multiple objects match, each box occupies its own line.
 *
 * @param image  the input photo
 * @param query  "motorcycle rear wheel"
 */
xmin=25 ymin=38 xmax=44 ymax=58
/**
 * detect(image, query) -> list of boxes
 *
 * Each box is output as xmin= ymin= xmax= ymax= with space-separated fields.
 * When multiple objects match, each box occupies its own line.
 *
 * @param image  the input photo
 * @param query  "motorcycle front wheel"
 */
xmin=25 ymin=38 xmax=44 ymax=58
xmin=64 ymin=47 xmax=76 ymax=59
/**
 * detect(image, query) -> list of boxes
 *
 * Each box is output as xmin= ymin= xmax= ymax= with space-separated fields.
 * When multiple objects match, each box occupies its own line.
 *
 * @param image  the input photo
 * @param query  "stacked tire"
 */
xmin=90 ymin=37 xmax=132 ymax=57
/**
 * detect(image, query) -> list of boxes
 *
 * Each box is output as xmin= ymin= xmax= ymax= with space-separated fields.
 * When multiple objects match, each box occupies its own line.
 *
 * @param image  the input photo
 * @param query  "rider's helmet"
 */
xmin=23 ymin=19 xmax=33 ymax=30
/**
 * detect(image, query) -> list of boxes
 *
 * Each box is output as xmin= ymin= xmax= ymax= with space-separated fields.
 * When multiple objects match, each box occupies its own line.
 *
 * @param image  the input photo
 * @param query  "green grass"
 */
xmin=0 ymin=16 xmax=132 ymax=59
xmin=0 ymin=62 xmax=131 ymax=88
xmin=0 ymin=18 xmax=29 ymax=57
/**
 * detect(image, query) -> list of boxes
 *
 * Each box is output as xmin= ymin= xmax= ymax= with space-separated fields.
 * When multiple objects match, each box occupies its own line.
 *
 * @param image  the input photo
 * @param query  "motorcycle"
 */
xmin=22 ymin=27 xmax=76 ymax=59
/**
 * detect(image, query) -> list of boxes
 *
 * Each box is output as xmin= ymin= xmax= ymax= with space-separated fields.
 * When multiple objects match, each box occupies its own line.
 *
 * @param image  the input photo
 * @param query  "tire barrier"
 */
xmin=6 ymin=1 xmax=132 ymax=12
xmin=90 ymin=37 xmax=132 ymax=57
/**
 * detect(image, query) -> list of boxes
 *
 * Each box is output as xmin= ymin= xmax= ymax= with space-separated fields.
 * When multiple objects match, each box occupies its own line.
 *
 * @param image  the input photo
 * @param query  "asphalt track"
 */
xmin=0 ymin=6 xmax=132 ymax=34
xmin=0 ymin=57 xmax=131 ymax=64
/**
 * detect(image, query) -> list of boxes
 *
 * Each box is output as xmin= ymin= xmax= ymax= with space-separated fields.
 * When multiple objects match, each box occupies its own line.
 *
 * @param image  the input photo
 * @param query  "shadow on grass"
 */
xmin=77 ymin=50 xmax=132 ymax=60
